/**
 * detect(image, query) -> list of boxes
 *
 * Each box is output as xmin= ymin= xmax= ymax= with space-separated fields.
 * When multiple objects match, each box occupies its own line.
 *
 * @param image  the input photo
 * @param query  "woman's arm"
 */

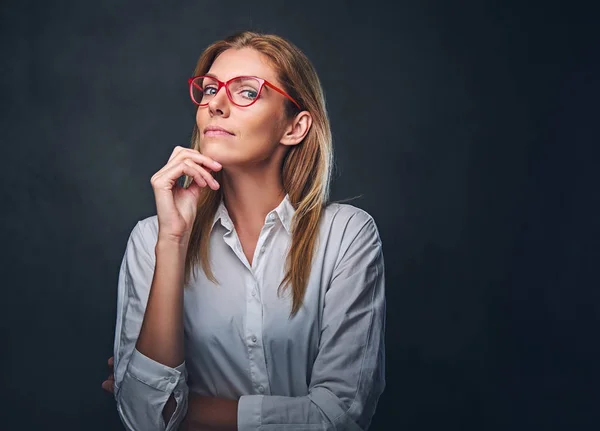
xmin=180 ymin=394 xmax=238 ymax=431
xmin=114 ymin=147 xmax=221 ymax=430
xmin=113 ymin=220 xmax=189 ymax=431
xmin=137 ymin=236 xmax=187 ymax=424
xmin=137 ymin=236 xmax=186 ymax=367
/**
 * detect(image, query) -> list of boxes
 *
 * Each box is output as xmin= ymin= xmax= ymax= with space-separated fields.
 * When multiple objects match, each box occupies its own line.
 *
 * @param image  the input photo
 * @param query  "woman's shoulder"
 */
xmin=322 ymin=199 xmax=381 ymax=243
xmin=136 ymin=214 xmax=159 ymax=236
xmin=323 ymin=199 xmax=377 ymax=226
xmin=126 ymin=214 xmax=159 ymax=252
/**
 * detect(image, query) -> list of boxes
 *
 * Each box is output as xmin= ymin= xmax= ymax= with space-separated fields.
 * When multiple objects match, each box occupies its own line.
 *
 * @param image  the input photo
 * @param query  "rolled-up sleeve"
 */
xmin=237 ymin=214 xmax=386 ymax=430
xmin=113 ymin=220 xmax=189 ymax=431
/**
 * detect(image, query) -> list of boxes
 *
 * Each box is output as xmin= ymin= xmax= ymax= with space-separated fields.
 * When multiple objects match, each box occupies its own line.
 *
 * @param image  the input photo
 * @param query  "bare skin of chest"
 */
xmin=236 ymin=229 xmax=260 ymax=267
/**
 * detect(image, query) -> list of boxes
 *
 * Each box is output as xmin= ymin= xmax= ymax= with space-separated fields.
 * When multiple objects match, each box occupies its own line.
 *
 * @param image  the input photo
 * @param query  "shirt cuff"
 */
xmin=128 ymin=347 xmax=187 ymax=392
xmin=237 ymin=394 xmax=263 ymax=431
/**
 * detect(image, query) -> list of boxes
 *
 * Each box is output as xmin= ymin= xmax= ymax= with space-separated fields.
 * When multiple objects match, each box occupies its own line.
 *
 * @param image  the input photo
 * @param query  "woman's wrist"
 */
xmin=157 ymin=232 xmax=191 ymax=250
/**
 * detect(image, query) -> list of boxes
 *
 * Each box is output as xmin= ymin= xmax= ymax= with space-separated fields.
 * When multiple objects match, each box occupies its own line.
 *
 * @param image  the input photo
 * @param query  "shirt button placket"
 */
xmin=246 ymin=275 xmax=265 ymax=395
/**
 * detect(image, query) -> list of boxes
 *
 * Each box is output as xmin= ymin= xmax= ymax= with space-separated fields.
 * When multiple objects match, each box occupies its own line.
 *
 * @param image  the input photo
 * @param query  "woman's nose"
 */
xmin=208 ymin=86 xmax=230 ymax=115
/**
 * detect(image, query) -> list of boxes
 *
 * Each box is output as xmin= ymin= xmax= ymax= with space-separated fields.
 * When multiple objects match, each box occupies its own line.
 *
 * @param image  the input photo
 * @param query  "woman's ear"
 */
xmin=280 ymin=111 xmax=312 ymax=146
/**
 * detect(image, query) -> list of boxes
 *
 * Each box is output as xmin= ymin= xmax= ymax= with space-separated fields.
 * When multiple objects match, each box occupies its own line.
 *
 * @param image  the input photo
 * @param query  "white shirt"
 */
xmin=112 ymin=193 xmax=386 ymax=431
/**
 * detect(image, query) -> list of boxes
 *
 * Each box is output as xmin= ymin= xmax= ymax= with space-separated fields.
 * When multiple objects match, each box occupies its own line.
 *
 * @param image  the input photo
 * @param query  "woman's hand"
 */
xmin=151 ymin=146 xmax=222 ymax=243
xmin=101 ymin=356 xmax=114 ymax=394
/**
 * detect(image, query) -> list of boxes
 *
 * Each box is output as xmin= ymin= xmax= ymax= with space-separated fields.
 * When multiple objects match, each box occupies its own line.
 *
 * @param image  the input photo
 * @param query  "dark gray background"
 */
xmin=1 ymin=0 xmax=598 ymax=430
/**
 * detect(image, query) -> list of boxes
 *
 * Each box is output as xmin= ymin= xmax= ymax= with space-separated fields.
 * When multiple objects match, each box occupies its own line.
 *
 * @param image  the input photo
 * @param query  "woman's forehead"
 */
xmin=207 ymin=48 xmax=279 ymax=83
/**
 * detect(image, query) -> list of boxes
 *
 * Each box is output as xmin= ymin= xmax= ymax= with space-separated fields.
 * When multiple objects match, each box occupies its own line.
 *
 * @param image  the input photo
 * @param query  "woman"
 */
xmin=102 ymin=31 xmax=386 ymax=431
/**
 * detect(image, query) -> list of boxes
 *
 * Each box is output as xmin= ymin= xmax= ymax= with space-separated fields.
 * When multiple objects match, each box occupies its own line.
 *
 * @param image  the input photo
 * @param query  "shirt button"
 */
xmin=251 ymin=335 xmax=257 ymax=343
xmin=169 ymin=376 xmax=177 ymax=384
xmin=267 ymin=214 xmax=274 ymax=222
xmin=251 ymin=289 xmax=257 ymax=297
xmin=258 ymin=385 xmax=265 ymax=393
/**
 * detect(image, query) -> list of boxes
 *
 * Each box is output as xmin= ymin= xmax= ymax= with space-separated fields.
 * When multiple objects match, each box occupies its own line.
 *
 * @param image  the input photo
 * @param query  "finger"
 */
xmin=182 ymin=159 xmax=220 ymax=190
xmin=101 ymin=380 xmax=114 ymax=394
xmin=154 ymin=152 xmax=220 ymax=190
xmin=167 ymin=145 xmax=186 ymax=163
xmin=154 ymin=160 xmax=219 ymax=192
xmin=152 ymin=160 xmax=208 ymax=193
xmin=167 ymin=148 xmax=222 ymax=173
xmin=108 ymin=356 xmax=114 ymax=367
xmin=178 ymin=162 xmax=208 ymax=189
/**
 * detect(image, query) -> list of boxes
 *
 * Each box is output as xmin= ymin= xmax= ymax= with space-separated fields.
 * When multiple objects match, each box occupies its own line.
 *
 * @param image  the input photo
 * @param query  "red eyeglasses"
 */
xmin=188 ymin=75 xmax=302 ymax=110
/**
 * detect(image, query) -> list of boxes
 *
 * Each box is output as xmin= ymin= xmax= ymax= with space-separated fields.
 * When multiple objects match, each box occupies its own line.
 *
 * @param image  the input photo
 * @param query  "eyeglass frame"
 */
xmin=188 ymin=74 xmax=302 ymax=110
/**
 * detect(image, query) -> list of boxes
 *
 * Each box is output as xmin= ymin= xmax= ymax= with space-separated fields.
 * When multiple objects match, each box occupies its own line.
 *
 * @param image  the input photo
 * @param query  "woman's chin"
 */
xmin=200 ymin=144 xmax=225 ymax=159
xmin=200 ymin=144 xmax=249 ymax=167
xmin=202 ymin=150 xmax=238 ymax=168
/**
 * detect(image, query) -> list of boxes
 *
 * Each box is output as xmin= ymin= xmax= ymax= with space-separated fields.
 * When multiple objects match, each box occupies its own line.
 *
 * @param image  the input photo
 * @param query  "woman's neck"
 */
xmin=220 ymin=166 xmax=286 ymax=235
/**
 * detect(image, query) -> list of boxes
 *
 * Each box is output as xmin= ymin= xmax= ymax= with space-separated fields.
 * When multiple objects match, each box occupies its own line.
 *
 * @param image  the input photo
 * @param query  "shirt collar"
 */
xmin=211 ymin=193 xmax=295 ymax=235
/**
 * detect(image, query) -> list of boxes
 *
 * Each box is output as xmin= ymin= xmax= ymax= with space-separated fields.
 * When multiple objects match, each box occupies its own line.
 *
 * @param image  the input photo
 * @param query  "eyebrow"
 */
xmin=202 ymin=73 xmax=272 ymax=93
xmin=204 ymin=73 xmax=269 ymax=83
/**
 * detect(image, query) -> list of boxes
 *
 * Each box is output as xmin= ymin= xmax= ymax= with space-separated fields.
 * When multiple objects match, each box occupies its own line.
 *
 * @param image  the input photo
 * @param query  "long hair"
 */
xmin=181 ymin=31 xmax=333 ymax=318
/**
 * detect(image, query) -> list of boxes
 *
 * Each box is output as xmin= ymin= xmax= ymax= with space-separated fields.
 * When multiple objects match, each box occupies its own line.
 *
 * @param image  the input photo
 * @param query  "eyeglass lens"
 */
xmin=191 ymin=76 xmax=261 ymax=106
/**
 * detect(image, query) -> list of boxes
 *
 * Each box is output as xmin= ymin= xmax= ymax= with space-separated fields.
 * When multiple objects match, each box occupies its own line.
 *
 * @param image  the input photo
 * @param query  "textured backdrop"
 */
xmin=1 ymin=0 xmax=598 ymax=430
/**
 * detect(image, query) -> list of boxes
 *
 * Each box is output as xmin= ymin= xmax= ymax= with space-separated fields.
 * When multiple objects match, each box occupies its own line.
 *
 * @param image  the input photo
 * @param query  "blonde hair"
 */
xmin=182 ymin=31 xmax=333 ymax=318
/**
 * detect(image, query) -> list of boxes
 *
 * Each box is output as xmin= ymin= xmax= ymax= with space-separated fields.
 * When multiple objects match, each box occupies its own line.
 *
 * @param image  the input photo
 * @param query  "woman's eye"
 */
xmin=204 ymin=86 xmax=217 ymax=95
xmin=240 ymin=89 xmax=258 ymax=99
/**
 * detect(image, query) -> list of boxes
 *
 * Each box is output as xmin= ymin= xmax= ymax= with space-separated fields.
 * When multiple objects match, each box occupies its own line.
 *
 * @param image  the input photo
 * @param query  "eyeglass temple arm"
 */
xmin=264 ymin=82 xmax=301 ymax=110
xmin=191 ymin=81 xmax=203 ymax=92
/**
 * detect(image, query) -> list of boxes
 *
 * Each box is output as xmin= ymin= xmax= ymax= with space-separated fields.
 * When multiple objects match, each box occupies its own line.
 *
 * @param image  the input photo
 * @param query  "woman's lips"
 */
xmin=204 ymin=130 xmax=234 ymax=137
